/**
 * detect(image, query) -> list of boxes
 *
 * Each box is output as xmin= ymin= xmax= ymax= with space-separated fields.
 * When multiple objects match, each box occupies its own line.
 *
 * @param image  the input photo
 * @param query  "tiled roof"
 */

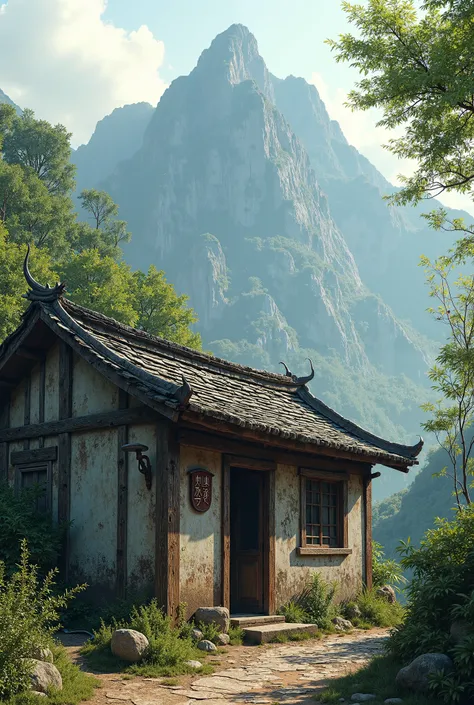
xmin=1 ymin=296 xmax=423 ymax=468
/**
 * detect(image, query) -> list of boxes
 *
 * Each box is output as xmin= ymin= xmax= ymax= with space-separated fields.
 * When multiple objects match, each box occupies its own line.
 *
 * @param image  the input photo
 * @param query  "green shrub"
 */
xmin=294 ymin=573 xmax=337 ymax=629
xmin=352 ymin=588 xmax=405 ymax=628
xmin=0 ymin=540 xmax=85 ymax=699
xmin=82 ymin=600 xmax=208 ymax=677
xmin=228 ymin=625 xmax=244 ymax=645
xmin=389 ymin=505 xmax=474 ymax=703
xmin=196 ymin=620 xmax=221 ymax=644
xmin=372 ymin=541 xmax=406 ymax=589
xmin=278 ymin=600 xmax=307 ymax=624
xmin=0 ymin=483 xmax=64 ymax=573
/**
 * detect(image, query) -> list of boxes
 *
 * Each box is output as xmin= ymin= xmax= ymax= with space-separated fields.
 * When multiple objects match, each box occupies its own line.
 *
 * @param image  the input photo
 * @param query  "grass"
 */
xmin=339 ymin=589 xmax=405 ymax=630
xmin=228 ymin=626 xmax=245 ymax=645
xmin=270 ymin=630 xmax=320 ymax=643
xmin=317 ymin=654 xmax=443 ymax=705
xmin=4 ymin=645 xmax=98 ymax=705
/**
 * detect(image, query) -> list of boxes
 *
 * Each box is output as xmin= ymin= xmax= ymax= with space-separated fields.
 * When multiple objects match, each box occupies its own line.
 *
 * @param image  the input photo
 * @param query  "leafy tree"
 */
xmin=133 ymin=266 xmax=201 ymax=348
xmin=0 ymin=226 xmax=56 ymax=341
xmin=2 ymin=108 xmax=75 ymax=195
xmin=328 ymin=0 xmax=474 ymax=234
xmin=420 ymin=247 xmax=474 ymax=508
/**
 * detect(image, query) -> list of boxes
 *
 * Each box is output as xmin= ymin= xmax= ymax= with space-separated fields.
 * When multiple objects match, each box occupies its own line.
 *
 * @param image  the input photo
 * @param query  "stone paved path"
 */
xmin=82 ymin=628 xmax=388 ymax=705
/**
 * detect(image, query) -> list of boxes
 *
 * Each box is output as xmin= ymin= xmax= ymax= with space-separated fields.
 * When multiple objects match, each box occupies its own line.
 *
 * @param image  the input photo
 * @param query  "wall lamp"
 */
xmin=121 ymin=443 xmax=152 ymax=490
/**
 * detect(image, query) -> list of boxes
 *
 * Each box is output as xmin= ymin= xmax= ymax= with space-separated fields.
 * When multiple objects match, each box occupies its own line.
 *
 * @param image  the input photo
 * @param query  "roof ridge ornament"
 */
xmin=23 ymin=244 xmax=66 ymax=303
xmin=175 ymin=374 xmax=193 ymax=407
xmin=279 ymin=358 xmax=314 ymax=386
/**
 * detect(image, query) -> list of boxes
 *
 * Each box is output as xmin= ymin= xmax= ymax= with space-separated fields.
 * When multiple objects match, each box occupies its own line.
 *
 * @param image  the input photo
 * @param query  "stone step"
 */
xmin=243 ymin=622 xmax=319 ymax=645
xmin=230 ymin=615 xmax=286 ymax=628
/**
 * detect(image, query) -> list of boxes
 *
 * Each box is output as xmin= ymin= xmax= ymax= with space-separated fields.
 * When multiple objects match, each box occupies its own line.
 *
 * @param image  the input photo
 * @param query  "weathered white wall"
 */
xmin=72 ymin=354 xmax=118 ymax=417
xmin=180 ymin=446 xmax=222 ymax=617
xmin=45 ymin=343 xmax=59 ymax=422
xmin=126 ymin=422 xmax=157 ymax=594
xmin=69 ymin=428 xmax=117 ymax=588
xmin=275 ymin=464 xmax=364 ymax=606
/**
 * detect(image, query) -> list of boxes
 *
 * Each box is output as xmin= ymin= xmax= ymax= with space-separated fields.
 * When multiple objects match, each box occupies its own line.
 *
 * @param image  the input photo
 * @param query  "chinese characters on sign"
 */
xmin=189 ymin=469 xmax=213 ymax=513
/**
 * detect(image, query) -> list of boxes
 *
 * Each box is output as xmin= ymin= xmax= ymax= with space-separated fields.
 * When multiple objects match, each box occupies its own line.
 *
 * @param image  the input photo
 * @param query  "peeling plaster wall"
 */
xmin=180 ymin=446 xmax=222 ymax=617
xmin=69 ymin=429 xmax=117 ymax=589
xmin=127 ymin=423 xmax=157 ymax=595
xmin=275 ymin=464 xmax=364 ymax=606
xmin=72 ymin=354 xmax=118 ymax=417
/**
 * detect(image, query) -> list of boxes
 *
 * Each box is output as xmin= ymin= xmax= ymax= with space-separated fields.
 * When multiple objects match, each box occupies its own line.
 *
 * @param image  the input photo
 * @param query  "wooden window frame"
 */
xmin=297 ymin=468 xmax=352 ymax=557
xmin=14 ymin=461 xmax=53 ymax=514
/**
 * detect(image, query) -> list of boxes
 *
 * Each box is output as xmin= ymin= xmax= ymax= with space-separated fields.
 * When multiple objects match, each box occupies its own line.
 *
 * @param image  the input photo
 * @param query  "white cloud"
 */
xmin=0 ymin=0 xmax=167 ymax=146
xmin=310 ymin=71 xmax=474 ymax=217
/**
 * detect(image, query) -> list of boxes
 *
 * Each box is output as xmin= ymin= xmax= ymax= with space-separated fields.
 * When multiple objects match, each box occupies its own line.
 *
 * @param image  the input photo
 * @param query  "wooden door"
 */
xmin=230 ymin=468 xmax=264 ymax=614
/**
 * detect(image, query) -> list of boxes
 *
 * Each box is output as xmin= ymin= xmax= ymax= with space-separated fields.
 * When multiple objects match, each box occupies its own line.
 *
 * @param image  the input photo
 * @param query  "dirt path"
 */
xmin=63 ymin=628 xmax=389 ymax=705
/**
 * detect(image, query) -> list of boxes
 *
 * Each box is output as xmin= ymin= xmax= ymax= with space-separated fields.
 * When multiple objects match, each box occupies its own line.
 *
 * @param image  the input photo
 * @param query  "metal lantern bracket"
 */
xmin=121 ymin=443 xmax=152 ymax=490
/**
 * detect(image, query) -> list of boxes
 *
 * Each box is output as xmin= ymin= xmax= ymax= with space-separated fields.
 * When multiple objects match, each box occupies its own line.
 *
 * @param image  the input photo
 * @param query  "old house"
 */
xmin=0 ymin=256 xmax=423 ymax=621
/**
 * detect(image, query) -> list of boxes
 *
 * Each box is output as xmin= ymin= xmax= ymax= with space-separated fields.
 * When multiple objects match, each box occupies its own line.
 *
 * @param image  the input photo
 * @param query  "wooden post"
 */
xmin=363 ymin=475 xmax=373 ymax=589
xmin=0 ymin=392 xmax=9 ymax=483
xmin=155 ymin=421 xmax=180 ymax=620
xmin=116 ymin=390 xmax=128 ymax=598
xmin=221 ymin=458 xmax=231 ymax=610
xmin=58 ymin=342 xmax=73 ymax=580
xmin=23 ymin=376 xmax=31 ymax=450
xmin=38 ymin=360 xmax=46 ymax=449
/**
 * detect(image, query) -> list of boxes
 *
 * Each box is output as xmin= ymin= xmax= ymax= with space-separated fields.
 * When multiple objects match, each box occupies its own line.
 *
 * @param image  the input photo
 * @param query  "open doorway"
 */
xmin=230 ymin=468 xmax=265 ymax=614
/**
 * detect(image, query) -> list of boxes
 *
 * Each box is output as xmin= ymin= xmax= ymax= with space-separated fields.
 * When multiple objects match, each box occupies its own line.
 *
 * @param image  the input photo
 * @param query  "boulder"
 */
xmin=395 ymin=653 xmax=454 ymax=692
xmin=111 ymin=628 xmax=149 ymax=663
xmin=351 ymin=695 xmax=376 ymax=702
xmin=26 ymin=659 xmax=62 ymax=693
xmin=30 ymin=646 xmax=54 ymax=663
xmin=185 ymin=659 xmax=203 ymax=669
xmin=377 ymin=585 xmax=396 ymax=604
xmin=384 ymin=699 xmax=404 ymax=704
xmin=191 ymin=628 xmax=204 ymax=641
xmin=345 ymin=603 xmax=362 ymax=620
xmin=217 ymin=633 xmax=230 ymax=646
xmin=197 ymin=639 xmax=218 ymax=652
xmin=332 ymin=617 xmax=353 ymax=631
xmin=195 ymin=606 xmax=230 ymax=633
xmin=450 ymin=620 xmax=472 ymax=644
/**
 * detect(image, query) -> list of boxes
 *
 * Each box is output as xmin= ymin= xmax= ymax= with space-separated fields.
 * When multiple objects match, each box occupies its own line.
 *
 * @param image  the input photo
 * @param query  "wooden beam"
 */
xmin=363 ymin=476 xmax=373 ymax=590
xmin=155 ymin=422 xmax=181 ymax=621
xmin=265 ymin=469 xmax=276 ymax=615
xmin=180 ymin=428 xmax=373 ymax=475
xmin=225 ymin=455 xmax=275 ymax=472
xmin=11 ymin=447 xmax=57 ymax=465
xmin=38 ymin=360 xmax=46 ymax=449
xmin=58 ymin=342 xmax=72 ymax=580
xmin=222 ymin=457 xmax=231 ymax=610
xmin=0 ymin=406 xmax=157 ymax=443
xmin=116 ymin=389 xmax=128 ymax=599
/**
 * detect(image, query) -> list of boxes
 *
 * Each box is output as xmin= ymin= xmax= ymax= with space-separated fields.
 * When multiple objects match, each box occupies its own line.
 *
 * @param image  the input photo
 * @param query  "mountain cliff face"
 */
xmin=0 ymin=88 xmax=21 ymax=115
xmin=74 ymin=25 xmax=441 ymax=499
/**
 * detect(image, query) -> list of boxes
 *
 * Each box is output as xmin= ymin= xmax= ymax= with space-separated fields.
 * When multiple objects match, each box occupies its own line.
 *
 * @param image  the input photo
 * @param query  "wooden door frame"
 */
xmin=222 ymin=454 xmax=276 ymax=615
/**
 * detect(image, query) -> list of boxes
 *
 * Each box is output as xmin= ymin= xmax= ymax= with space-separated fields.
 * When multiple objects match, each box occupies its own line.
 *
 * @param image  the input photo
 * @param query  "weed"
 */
xmin=278 ymin=601 xmax=307 ymax=624
xmin=228 ymin=626 xmax=244 ymax=645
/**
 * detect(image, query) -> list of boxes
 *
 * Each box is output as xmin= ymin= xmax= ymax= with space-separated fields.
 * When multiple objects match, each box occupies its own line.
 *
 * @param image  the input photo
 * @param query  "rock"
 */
xmin=27 ymin=660 xmax=63 ymax=693
xmin=32 ymin=692 xmax=47 ymax=698
xmin=197 ymin=639 xmax=218 ymax=652
xmin=384 ymin=699 xmax=404 ymax=704
xmin=111 ymin=628 xmax=149 ymax=663
xmin=192 ymin=628 xmax=204 ymax=641
xmin=345 ymin=604 xmax=362 ymax=620
xmin=450 ymin=620 xmax=472 ymax=644
xmin=30 ymin=646 xmax=54 ymax=663
xmin=351 ymin=695 xmax=376 ymax=702
xmin=332 ymin=617 xmax=353 ymax=631
xmin=395 ymin=653 xmax=454 ymax=692
xmin=217 ymin=633 xmax=230 ymax=646
xmin=377 ymin=585 xmax=397 ymax=604
xmin=195 ymin=606 xmax=230 ymax=633
xmin=185 ymin=659 xmax=203 ymax=669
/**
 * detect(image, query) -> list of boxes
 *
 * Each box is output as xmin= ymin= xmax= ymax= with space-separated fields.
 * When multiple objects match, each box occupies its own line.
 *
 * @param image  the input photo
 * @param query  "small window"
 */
xmin=299 ymin=470 xmax=349 ymax=554
xmin=15 ymin=463 xmax=51 ymax=514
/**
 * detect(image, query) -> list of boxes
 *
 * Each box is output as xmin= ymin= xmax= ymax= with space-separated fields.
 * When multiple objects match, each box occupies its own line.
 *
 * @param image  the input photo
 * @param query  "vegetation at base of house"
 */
xmin=0 ymin=104 xmax=201 ymax=348
xmin=228 ymin=626 xmax=245 ymax=646
xmin=318 ymin=654 xmax=442 ymax=705
xmin=81 ymin=600 xmax=213 ymax=677
xmin=0 ymin=540 xmax=91 ymax=700
xmin=0 ymin=482 xmax=65 ymax=573
xmin=279 ymin=546 xmax=405 ymax=630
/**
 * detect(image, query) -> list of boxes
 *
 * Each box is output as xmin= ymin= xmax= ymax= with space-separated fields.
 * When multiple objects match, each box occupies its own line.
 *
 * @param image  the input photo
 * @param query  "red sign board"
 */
xmin=189 ymin=469 xmax=213 ymax=513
